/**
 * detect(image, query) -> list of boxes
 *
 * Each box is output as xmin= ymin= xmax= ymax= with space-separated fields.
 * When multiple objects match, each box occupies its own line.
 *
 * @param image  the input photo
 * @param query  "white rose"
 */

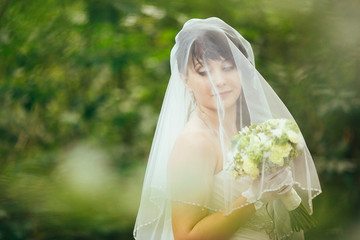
xmin=272 ymin=129 xmax=283 ymax=138
xmin=287 ymin=130 xmax=299 ymax=144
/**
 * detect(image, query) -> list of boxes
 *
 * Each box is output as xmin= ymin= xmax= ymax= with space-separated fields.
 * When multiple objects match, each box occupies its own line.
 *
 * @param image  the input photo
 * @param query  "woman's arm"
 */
xmin=172 ymin=196 xmax=255 ymax=240
xmin=169 ymin=132 xmax=256 ymax=240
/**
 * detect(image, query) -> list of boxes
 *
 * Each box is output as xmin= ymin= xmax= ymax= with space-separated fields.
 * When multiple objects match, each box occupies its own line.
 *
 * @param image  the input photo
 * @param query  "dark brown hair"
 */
xmin=176 ymin=29 xmax=249 ymax=75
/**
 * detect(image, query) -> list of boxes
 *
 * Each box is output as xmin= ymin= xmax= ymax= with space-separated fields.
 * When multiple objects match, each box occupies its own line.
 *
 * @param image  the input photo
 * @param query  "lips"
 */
xmin=212 ymin=90 xmax=232 ymax=97
xmin=220 ymin=90 xmax=232 ymax=95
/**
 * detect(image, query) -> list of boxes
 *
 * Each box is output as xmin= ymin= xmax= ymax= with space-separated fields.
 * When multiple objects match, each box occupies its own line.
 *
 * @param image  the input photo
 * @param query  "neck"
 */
xmin=196 ymin=105 xmax=237 ymax=137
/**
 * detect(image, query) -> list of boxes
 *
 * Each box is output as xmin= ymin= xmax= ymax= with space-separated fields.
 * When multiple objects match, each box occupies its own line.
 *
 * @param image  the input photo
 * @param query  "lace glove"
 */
xmin=242 ymin=167 xmax=294 ymax=210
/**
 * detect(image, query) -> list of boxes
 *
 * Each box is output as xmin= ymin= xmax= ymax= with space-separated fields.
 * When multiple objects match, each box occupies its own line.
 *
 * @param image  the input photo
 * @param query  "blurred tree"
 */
xmin=0 ymin=0 xmax=359 ymax=239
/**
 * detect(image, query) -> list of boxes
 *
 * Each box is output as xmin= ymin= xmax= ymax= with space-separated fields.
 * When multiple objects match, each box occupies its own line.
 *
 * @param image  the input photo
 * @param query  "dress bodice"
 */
xmin=208 ymin=171 xmax=274 ymax=240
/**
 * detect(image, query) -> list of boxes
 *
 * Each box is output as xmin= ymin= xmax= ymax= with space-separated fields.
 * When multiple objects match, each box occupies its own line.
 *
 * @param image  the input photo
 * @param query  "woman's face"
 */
xmin=186 ymin=58 xmax=241 ymax=111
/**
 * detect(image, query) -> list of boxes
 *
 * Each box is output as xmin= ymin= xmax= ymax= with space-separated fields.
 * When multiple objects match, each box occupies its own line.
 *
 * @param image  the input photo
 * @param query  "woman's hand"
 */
xmin=242 ymin=167 xmax=294 ymax=204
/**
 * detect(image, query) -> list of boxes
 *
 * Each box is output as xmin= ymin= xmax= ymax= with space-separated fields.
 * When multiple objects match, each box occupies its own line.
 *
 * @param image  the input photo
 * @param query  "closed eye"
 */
xmin=196 ymin=67 xmax=208 ymax=76
xmin=222 ymin=63 xmax=235 ymax=71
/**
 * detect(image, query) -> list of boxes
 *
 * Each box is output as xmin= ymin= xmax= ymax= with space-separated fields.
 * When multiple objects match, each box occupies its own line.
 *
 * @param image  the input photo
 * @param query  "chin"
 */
xmin=222 ymin=94 xmax=240 ymax=109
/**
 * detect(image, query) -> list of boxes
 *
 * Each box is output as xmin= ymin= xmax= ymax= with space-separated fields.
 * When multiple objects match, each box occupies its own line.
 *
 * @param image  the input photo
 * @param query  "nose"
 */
xmin=212 ymin=69 xmax=226 ymax=87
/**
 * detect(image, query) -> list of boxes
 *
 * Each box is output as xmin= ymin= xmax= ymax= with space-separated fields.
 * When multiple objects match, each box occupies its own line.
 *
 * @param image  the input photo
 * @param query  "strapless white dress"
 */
xmin=208 ymin=171 xmax=274 ymax=240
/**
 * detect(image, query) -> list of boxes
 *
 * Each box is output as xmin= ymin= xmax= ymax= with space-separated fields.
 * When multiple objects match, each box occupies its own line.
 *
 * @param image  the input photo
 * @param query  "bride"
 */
xmin=134 ymin=17 xmax=321 ymax=240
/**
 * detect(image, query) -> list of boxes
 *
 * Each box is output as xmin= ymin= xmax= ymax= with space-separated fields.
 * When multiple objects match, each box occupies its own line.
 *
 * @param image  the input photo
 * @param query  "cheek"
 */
xmin=194 ymin=84 xmax=212 ymax=101
xmin=229 ymin=74 xmax=241 ymax=91
xmin=192 ymin=83 xmax=217 ymax=107
xmin=190 ymin=79 xmax=211 ymax=95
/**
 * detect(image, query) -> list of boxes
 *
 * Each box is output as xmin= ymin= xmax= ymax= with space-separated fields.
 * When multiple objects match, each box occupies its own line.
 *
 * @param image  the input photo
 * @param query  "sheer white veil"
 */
xmin=134 ymin=17 xmax=321 ymax=240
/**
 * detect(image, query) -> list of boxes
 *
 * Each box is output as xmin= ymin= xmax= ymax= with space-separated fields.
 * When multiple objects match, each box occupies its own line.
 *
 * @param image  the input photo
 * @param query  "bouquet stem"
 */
xmin=280 ymin=188 xmax=317 ymax=232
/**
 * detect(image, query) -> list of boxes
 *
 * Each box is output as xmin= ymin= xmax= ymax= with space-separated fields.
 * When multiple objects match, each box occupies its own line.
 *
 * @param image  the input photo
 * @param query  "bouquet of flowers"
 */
xmin=227 ymin=118 xmax=316 ymax=232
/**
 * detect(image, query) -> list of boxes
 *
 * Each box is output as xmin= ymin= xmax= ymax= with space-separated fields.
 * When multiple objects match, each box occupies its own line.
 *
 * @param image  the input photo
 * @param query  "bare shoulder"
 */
xmin=170 ymin=128 xmax=218 ymax=172
xmin=176 ymin=129 xmax=215 ymax=151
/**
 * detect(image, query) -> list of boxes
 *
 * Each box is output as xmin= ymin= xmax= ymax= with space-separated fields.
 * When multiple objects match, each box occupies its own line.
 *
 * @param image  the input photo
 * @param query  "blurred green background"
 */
xmin=0 ymin=0 xmax=359 ymax=239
